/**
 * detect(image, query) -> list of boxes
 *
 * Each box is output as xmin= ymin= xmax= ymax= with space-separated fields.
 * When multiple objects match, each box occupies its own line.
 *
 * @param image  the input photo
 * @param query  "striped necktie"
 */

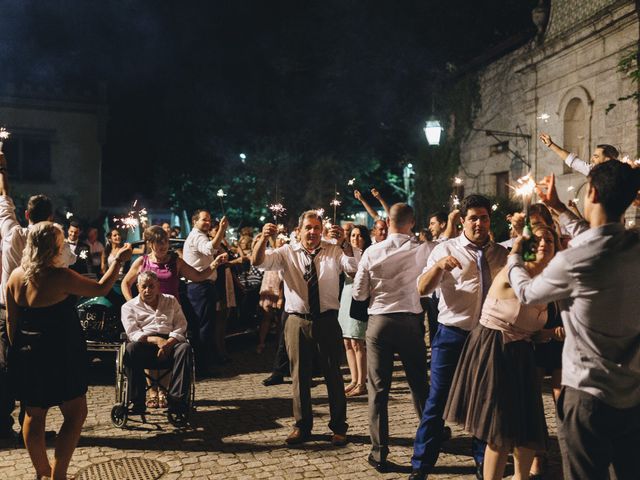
xmin=303 ymin=249 xmax=321 ymax=318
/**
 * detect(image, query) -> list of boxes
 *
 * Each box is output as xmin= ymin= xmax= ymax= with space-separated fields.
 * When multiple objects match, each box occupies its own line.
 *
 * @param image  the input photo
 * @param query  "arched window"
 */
xmin=563 ymin=98 xmax=587 ymax=174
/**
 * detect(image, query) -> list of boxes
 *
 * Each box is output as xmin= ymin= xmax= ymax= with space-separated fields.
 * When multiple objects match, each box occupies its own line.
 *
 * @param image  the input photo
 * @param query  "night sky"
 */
xmin=0 ymin=0 xmax=536 ymax=209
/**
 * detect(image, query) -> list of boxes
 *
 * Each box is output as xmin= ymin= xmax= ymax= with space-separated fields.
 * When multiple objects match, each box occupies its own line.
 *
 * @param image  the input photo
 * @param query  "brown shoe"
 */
xmin=331 ymin=432 xmax=348 ymax=446
xmin=346 ymin=383 xmax=367 ymax=397
xmin=285 ymin=428 xmax=310 ymax=445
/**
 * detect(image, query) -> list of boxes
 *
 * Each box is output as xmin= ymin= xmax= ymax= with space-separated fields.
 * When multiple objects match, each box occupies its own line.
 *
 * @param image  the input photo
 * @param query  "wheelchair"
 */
xmin=111 ymin=333 xmax=196 ymax=429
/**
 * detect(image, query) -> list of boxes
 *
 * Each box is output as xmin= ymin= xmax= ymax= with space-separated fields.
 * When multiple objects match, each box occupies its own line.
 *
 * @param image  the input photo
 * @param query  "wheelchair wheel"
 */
xmin=115 ymin=342 xmax=127 ymax=403
xmin=111 ymin=404 xmax=128 ymax=428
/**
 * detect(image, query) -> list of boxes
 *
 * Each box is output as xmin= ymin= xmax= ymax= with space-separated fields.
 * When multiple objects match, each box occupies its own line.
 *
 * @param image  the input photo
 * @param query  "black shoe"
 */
xmin=262 ymin=374 xmax=284 ymax=386
xmin=442 ymin=426 xmax=452 ymax=441
xmin=367 ymin=454 xmax=388 ymax=473
xmin=408 ymin=468 xmax=428 ymax=480
xmin=475 ymin=461 xmax=484 ymax=480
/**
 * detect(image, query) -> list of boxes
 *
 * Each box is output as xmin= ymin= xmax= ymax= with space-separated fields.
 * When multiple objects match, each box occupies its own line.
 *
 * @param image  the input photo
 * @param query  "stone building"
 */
xmin=0 ymin=84 xmax=106 ymax=219
xmin=456 ymin=0 xmax=639 ymax=223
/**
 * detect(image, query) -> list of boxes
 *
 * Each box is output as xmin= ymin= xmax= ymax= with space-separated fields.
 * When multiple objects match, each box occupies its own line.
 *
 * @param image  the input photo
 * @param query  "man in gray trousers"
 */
xmin=353 ymin=203 xmax=434 ymax=473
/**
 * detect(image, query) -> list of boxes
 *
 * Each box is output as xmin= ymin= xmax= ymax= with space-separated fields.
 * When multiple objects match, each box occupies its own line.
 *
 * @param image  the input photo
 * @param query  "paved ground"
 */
xmin=0 ymin=336 xmax=563 ymax=479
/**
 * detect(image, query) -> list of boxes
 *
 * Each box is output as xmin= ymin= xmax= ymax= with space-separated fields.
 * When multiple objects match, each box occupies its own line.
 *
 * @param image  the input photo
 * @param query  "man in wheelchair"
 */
xmin=120 ymin=270 xmax=193 ymax=416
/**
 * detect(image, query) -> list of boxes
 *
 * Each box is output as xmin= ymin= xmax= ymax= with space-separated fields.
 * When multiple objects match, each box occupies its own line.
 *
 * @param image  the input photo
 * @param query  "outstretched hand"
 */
xmin=539 ymin=133 xmax=553 ymax=148
xmin=535 ymin=173 xmax=565 ymax=211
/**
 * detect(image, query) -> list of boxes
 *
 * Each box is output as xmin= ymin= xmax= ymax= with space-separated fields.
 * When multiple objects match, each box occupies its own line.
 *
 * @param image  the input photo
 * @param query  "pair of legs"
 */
xmin=367 ymin=314 xmax=428 ymax=463
xmin=22 ymin=395 xmax=87 ymax=479
xmin=285 ymin=312 xmax=347 ymax=435
xmin=530 ymin=367 xmax=561 ymax=475
xmin=257 ymin=307 xmax=280 ymax=353
xmin=145 ymin=369 xmax=170 ymax=407
xmin=343 ymin=337 xmax=366 ymax=389
xmin=557 ymin=386 xmax=640 ymax=480
xmin=483 ymin=444 xmax=535 ymax=480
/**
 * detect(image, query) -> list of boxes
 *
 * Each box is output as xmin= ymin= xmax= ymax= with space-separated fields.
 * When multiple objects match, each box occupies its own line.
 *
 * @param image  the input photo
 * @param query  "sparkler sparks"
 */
xmin=536 ymin=113 xmax=550 ymax=122
xmin=269 ymin=203 xmax=286 ymax=222
xmin=79 ymin=250 xmax=88 ymax=260
xmin=330 ymin=199 xmax=342 ymax=207
xmin=113 ymin=201 xmax=148 ymax=231
xmin=453 ymin=177 xmax=464 ymax=186
xmin=451 ymin=195 xmax=461 ymax=208
xmin=567 ymin=186 xmax=575 ymax=192
xmin=347 ymin=178 xmax=355 ymax=186
xmin=65 ymin=211 xmax=74 ymax=219
xmin=217 ymin=189 xmax=226 ymax=215
xmin=315 ymin=208 xmax=325 ymax=218
xmin=491 ymin=204 xmax=499 ymax=212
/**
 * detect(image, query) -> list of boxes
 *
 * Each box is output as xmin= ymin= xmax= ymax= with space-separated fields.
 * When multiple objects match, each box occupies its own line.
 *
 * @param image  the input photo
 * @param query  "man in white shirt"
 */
xmin=252 ymin=210 xmax=358 ymax=446
xmin=352 ymin=203 xmax=434 ymax=473
xmin=182 ymin=210 xmax=227 ymax=377
xmin=508 ymin=163 xmax=640 ymax=479
xmin=410 ymin=195 xmax=508 ymax=480
xmin=121 ymin=271 xmax=192 ymax=414
xmin=427 ymin=212 xmax=447 ymax=242
xmin=86 ymin=227 xmax=105 ymax=272
xmin=539 ymin=133 xmax=618 ymax=176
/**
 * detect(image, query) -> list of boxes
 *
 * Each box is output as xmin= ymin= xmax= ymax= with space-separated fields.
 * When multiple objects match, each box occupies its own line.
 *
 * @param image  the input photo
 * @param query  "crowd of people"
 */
xmin=0 ymin=132 xmax=639 ymax=480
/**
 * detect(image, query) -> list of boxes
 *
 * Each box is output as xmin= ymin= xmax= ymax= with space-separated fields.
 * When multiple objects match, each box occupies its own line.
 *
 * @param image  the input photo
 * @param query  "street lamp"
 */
xmin=423 ymin=118 xmax=443 ymax=146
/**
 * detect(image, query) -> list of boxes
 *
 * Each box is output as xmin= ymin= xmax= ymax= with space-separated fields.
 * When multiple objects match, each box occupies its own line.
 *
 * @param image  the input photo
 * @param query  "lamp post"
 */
xmin=424 ymin=118 xmax=443 ymax=146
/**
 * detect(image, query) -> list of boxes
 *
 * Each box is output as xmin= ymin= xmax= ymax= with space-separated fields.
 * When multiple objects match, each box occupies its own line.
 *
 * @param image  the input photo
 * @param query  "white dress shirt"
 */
xmin=565 ymin=152 xmax=591 ymax=176
xmin=352 ymin=233 xmax=434 ymax=315
xmin=257 ymin=240 xmax=358 ymax=314
xmin=182 ymin=228 xmax=217 ymax=281
xmin=0 ymin=196 xmax=75 ymax=305
xmin=419 ymin=235 xmax=508 ymax=331
xmin=508 ymin=223 xmax=640 ymax=409
xmin=121 ymin=293 xmax=188 ymax=343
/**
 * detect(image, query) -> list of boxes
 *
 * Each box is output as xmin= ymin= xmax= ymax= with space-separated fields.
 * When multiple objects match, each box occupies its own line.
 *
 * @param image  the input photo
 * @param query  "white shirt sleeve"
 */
xmin=507 ymin=254 xmax=574 ymax=305
xmin=558 ymin=210 xmax=589 ymax=239
xmin=416 ymin=243 xmax=447 ymax=295
xmin=339 ymin=247 xmax=359 ymax=275
xmin=194 ymin=233 xmax=215 ymax=257
xmin=121 ymin=301 xmax=146 ymax=342
xmin=0 ymin=195 xmax=20 ymax=242
xmin=352 ymin=252 xmax=370 ymax=301
xmin=257 ymin=245 xmax=287 ymax=271
xmin=169 ymin=296 xmax=187 ymax=343
xmin=565 ymin=153 xmax=591 ymax=176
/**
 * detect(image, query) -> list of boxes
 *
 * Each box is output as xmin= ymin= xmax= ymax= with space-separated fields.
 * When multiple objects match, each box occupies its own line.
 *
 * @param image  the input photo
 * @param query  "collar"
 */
xmin=568 ymin=222 xmax=626 ymax=248
xmin=459 ymin=233 xmax=490 ymax=250
xmin=292 ymin=241 xmax=323 ymax=254
xmin=135 ymin=294 xmax=162 ymax=311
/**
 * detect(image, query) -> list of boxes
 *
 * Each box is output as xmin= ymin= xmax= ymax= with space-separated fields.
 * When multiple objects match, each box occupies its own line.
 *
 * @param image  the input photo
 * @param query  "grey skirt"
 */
xmin=444 ymin=325 xmax=548 ymax=451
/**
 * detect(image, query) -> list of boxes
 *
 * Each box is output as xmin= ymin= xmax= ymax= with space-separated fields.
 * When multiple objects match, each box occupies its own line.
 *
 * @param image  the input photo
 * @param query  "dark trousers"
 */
xmin=185 ymin=281 xmax=216 ymax=368
xmin=367 ymin=313 xmax=429 ymax=462
xmin=272 ymin=312 xmax=290 ymax=377
xmin=124 ymin=341 xmax=193 ymax=408
xmin=285 ymin=311 xmax=347 ymax=434
xmin=0 ymin=310 xmax=15 ymax=435
xmin=424 ymin=295 xmax=439 ymax=346
xmin=557 ymin=386 xmax=640 ymax=480
xmin=412 ymin=325 xmax=485 ymax=470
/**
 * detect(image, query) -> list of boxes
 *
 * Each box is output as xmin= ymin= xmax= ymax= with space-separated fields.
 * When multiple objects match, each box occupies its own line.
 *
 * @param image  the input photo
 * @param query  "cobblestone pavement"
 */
xmin=0 ymin=337 xmax=563 ymax=479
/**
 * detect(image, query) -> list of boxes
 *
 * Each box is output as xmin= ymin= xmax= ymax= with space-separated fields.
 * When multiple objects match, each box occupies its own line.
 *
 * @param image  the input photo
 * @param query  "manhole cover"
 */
xmin=76 ymin=457 xmax=168 ymax=480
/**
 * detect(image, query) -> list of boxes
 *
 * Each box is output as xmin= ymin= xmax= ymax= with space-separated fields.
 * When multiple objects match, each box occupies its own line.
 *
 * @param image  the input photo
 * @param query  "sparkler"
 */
xmin=450 ymin=194 xmax=461 ymax=209
xmin=330 ymin=198 xmax=341 ymax=225
xmin=217 ymin=189 xmax=227 ymax=215
xmin=0 ymin=127 xmax=10 ymax=152
xmin=347 ymin=178 xmax=355 ymax=186
xmin=491 ymin=203 xmax=499 ymax=212
xmin=65 ymin=211 xmax=74 ymax=219
xmin=315 ymin=208 xmax=325 ymax=218
xmin=113 ymin=200 xmax=148 ymax=231
xmin=269 ymin=203 xmax=286 ymax=223
xmin=79 ymin=250 xmax=88 ymax=260
xmin=510 ymin=173 xmax=537 ymax=216
xmin=536 ymin=113 xmax=550 ymax=123
xmin=453 ymin=177 xmax=464 ymax=186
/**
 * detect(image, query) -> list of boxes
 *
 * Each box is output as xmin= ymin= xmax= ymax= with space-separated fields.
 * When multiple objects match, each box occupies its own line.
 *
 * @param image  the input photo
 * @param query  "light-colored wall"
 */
xmin=458 ymin=1 xmax=638 ymax=214
xmin=0 ymin=98 xmax=105 ymax=219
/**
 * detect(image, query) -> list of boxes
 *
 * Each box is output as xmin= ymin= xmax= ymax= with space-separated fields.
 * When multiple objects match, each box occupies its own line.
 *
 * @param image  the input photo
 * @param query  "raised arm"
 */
xmin=442 ymin=209 xmax=461 ymax=239
xmin=177 ymin=253 xmax=227 ymax=281
xmin=354 ymin=190 xmax=380 ymax=221
xmin=64 ymin=244 xmax=133 ymax=298
xmin=210 ymin=216 xmax=229 ymax=251
xmin=0 ymin=153 xmax=20 ymax=240
xmin=540 ymin=133 xmax=590 ymax=176
xmin=121 ymin=256 xmax=143 ymax=301
xmin=251 ymin=224 xmax=277 ymax=266
xmin=371 ymin=188 xmax=390 ymax=217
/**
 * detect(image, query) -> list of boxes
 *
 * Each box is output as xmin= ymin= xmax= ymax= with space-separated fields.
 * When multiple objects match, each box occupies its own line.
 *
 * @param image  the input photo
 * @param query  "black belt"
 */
xmin=290 ymin=310 xmax=337 ymax=320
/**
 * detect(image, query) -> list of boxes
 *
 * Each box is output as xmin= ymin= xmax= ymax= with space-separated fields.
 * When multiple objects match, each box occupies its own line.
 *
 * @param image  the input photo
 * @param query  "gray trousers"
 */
xmin=285 ymin=311 xmax=347 ymax=434
xmin=367 ymin=313 xmax=428 ymax=462
xmin=557 ymin=386 xmax=640 ymax=480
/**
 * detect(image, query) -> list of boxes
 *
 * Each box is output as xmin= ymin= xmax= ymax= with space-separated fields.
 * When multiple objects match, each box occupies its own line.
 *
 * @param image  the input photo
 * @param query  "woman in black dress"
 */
xmin=6 ymin=222 xmax=131 ymax=479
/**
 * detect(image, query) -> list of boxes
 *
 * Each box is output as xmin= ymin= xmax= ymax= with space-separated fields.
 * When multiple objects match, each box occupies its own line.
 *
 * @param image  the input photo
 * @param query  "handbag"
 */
xmin=349 ymin=297 xmax=370 ymax=322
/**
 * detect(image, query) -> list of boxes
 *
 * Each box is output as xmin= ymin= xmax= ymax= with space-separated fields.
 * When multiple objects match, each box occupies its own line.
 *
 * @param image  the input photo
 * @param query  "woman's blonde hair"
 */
xmin=21 ymin=221 xmax=64 ymax=284
xmin=531 ymin=223 xmax=563 ymax=253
